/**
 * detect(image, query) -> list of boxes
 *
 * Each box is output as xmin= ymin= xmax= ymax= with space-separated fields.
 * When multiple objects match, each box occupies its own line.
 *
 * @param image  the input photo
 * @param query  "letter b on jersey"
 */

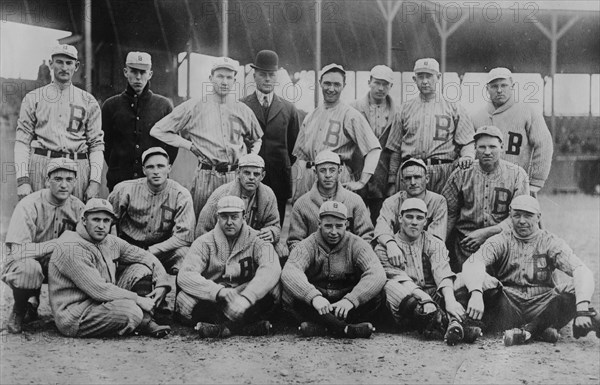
xmin=506 ymin=132 xmax=522 ymax=155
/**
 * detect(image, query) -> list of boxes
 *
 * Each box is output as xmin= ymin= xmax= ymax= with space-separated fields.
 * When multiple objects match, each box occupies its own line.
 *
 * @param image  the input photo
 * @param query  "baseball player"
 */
xmin=459 ymin=195 xmax=599 ymax=345
xmin=442 ymin=125 xmax=530 ymax=271
xmin=240 ymin=50 xmax=300 ymax=225
xmin=150 ymin=57 xmax=263 ymax=218
xmin=48 ymin=198 xmax=171 ymax=338
xmin=375 ymin=198 xmax=479 ymax=345
xmin=287 ymin=150 xmax=373 ymax=251
xmin=471 ymin=68 xmax=553 ymax=194
xmin=14 ymin=44 xmax=104 ymax=202
xmin=281 ymin=201 xmax=386 ymax=338
xmin=2 ymin=158 xmax=84 ymax=333
xmin=176 ymin=196 xmax=281 ymax=338
xmin=102 ymin=51 xmax=179 ymax=191
xmin=195 ymin=154 xmax=288 ymax=263
xmin=375 ymin=158 xmax=448 ymax=262
xmin=387 ymin=58 xmax=475 ymax=195
xmin=108 ymin=147 xmax=195 ymax=275
xmin=350 ymin=64 xmax=402 ymax=224
xmin=292 ymin=63 xmax=381 ymax=202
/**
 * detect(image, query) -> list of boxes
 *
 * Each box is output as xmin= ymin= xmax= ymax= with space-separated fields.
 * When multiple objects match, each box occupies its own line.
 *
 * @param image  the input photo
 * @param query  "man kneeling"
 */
xmin=460 ymin=195 xmax=599 ymax=346
xmin=282 ymin=201 xmax=386 ymax=338
xmin=49 ymin=199 xmax=171 ymax=338
xmin=375 ymin=198 xmax=479 ymax=345
xmin=176 ymin=196 xmax=281 ymax=337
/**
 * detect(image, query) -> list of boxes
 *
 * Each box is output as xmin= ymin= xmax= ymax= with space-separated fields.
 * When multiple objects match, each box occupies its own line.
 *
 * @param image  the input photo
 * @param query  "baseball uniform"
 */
xmin=471 ymin=97 xmax=553 ymax=189
xmin=48 ymin=223 xmax=171 ymax=337
xmin=387 ymin=95 xmax=475 ymax=194
xmin=176 ymin=222 xmax=281 ymax=326
xmin=375 ymin=190 xmax=448 ymax=244
xmin=2 ymin=189 xmax=84 ymax=291
xmin=292 ymin=102 xmax=381 ymax=202
xmin=459 ymin=228 xmax=593 ymax=333
xmin=150 ymin=96 xmax=263 ymax=216
xmin=287 ymin=182 xmax=374 ymax=250
xmin=375 ymin=231 xmax=454 ymax=325
xmin=108 ymin=178 xmax=195 ymax=274
xmin=14 ymin=82 xmax=104 ymax=200
xmin=102 ymin=84 xmax=178 ymax=191
xmin=442 ymin=159 xmax=530 ymax=270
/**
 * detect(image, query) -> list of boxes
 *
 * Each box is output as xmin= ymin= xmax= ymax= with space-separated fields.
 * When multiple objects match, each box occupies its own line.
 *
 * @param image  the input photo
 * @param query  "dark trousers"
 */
xmin=190 ymin=295 xmax=276 ymax=332
xmin=365 ymin=198 xmax=384 ymax=227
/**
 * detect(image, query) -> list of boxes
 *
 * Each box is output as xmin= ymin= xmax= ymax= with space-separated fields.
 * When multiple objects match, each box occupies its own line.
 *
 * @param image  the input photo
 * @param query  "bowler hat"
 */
xmin=251 ymin=50 xmax=279 ymax=72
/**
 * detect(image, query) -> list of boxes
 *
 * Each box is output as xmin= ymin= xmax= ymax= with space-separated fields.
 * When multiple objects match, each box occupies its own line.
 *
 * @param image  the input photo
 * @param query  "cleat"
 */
xmin=137 ymin=319 xmax=171 ymax=338
xmin=535 ymin=327 xmax=559 ymax=343
xmin=194 ymin=322 xmax=231 ymax=338
xmin=444 ymin=320 xmax=464 ymax=346
xmin=345 ymin=322 xmax=375 ymax=339
xmin=503 ymin=328 xmax=529 ymax=346
xmin=240 ymin=321 xmax=273 ymax=336
xmin=299 ymin=322 xmax=328 ymax=337
xmin=463 ymin=325 xmax=483 ymax=344
xmin=7 ymin=306 xmax=25 ymax=334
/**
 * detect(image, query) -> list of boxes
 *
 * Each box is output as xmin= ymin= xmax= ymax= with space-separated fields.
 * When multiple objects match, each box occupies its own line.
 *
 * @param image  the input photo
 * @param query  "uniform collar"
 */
xmin=125 ymin=83 xmax=151 ymax=98
xmin=315 ymin=230 xmax=349 ymax=254
xmin=488 ymin=95 xmax=515 ymax=115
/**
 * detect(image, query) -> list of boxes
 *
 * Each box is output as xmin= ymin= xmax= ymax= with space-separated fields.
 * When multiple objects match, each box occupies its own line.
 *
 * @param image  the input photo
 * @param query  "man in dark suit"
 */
xmin=241 ymin=50 xmax=300 ymax=225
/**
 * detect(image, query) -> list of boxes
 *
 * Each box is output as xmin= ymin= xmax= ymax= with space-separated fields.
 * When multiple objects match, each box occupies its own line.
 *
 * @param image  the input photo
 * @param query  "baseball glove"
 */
xmin=573 ymin=307 xmax=600 ymax=339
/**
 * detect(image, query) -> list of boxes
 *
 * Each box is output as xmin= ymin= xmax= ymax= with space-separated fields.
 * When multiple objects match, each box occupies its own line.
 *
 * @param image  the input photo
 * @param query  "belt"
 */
xmin=199 ymin=162 xmax=238 ymax=173
xmin=425 ymin=158 xmax=453 ymax=166
xmin=306 ymin=160 xmax=345 ymax=168
xmin=34 ymin=148 xmax=88 ymax=160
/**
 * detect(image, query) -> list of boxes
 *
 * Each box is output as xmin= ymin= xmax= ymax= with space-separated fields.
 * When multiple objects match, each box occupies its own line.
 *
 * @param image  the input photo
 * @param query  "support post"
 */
xmin=84 ymin=0 xmax=92 ymax=93
xmin=314 ymin=0 xmax=322 ymax=108
xmin=222 ymin=0 xmax=228 ymax=57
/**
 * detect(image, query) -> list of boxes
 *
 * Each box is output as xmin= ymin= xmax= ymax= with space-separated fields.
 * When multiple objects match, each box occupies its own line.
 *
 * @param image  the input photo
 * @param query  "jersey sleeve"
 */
xmin=15 ymin=92 xmax=37 ymax=146
xmin=374 ymin=195 xmax=399 ymax=246
xmin=84 ymin=96 xmax=104 ymax=153
xmin=150 ymin=99 xmax=195 ymax=150
xmin=525 ymin=108 xmax=554 ymax=188
xmin=344 ymin=110 xmax=381 ymax=156
xmin=547 ymin=235 xmax=584 ymax=277
xmin=5 ymin=201 xmax=36 ymax=245
xmin=453 ymin=103 xmax=476 ymax=158
xmin=441 ymin=169 xmax=462 ymax=237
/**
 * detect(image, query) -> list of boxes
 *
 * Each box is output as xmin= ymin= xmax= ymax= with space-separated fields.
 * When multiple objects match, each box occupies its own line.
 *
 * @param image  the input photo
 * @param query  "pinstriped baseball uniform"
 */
xmin=150 ymin=96 xmax=263 ymax=216
xmin=442 ymin=159 xmax=530 ymax=269
xmin=292 ymin=102 xmax=381 ymax=201
xmin=48 ymin=223 xmax=171 ymax=337
xmin=108 ymin=178 xmax=195 ymax=274
xmin=375 ymin=231 xmax=454 ymax=324
xmin=375 ymin=190 xmax=448 ymax=244
xmin=387 ymin=95 xmax=475 ymax=194
xmin=471 ymin=97 xmax=553 ymax=188
xmin=2 ymin=189 xmax=84 ymax=290
xmin=15 ymin=82 xmax=104 ymax=200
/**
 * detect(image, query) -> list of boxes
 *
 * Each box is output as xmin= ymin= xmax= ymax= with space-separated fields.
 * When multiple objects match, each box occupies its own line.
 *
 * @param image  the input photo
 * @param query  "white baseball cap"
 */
xmin=474 ymin=125 xmax=503 ymax=143
xmin=51 ymin=44 xmax=78 ymax=60
xmin=510 ymin=195 xmax=540 ymax=214
xmin=217 ymin=196 xmax=245 ymax=214
xmin=314 ymin=150 xmax=341 ymax=166
xmin=320 ymin=63 xmax=346 ymax=80
xmin=370 ymin=65 xmax=394 ymax=84
xmin=126 ymin=51 xmax=152 ymax=70
xmin=319 ymin=201 xmax=348 ymax=220
xmin=413 ymin=58 xmax=440 ymax=75
xmin=400 ymin=198 xmax=428 ymax=214
xmin=400 ymin=158 xmax=427 ymax=172
xmin=487 ymin=67 xmax=512 ymax=84
xmin=239 ymin=154 xmax=265 ymax=168
xmin=211 ymin=57 xmax=238 ymax=74
xmin=46 ymin=158 xmax=78 ymax=176
xmin=141 ymin=147 xmax=170 ymax=165
xmin=83 ymin=198 xmax=116 ymax=218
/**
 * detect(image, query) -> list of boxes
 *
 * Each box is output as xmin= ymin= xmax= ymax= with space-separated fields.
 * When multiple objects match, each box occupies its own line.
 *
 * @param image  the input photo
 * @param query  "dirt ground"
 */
xmin=1 ymin=194 xmax=599 ymax=385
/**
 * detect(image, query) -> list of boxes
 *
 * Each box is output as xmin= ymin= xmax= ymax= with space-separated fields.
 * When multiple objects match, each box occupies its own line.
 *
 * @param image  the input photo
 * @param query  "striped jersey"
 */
xmin=108 ymin=178 xmax=195 ymax=247
xmin=150 ymin=96 xmax=263 ymax=165
xmin=387 ymin=94 xmax=475 ymax=160
xmin=293 ymin=102 xmax=381 ymax=165
xmin=471 ymin=97 xmax=553 ymax=188
xmin=442 ymin=159 xmax=529 ymax=237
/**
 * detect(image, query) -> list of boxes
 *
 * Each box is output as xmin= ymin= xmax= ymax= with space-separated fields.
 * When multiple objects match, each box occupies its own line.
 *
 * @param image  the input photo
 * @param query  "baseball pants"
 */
xmin=28 ymin=152 xmax=90 ymax=201
xmin=190 ymin=168 xmax=236 ymax=218
xmin=447 ymin=230 xmax=475 ymax=273
xmin=2 ymin=255 xmax=51 ymax=290
xmin=383 ymin=282 xmax=445 ymax=325
xmin=75 ymin=263 xmax=152 ymax=337
xmin=291 ymin=161 xmax=353 ymax=204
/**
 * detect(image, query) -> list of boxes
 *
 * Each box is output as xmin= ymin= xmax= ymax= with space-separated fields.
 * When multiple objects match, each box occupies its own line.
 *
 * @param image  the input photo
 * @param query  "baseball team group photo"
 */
xmin=1 ymin=1 xmax=599 ymax=384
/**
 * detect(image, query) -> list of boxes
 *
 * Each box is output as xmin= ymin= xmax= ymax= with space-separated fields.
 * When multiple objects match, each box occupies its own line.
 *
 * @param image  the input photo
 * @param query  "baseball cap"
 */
xmin=47 ymin=158 xmax=78 ymax=176
xmin=141 ymin=147 xmax=170 ymax=165
xmin=510 ymin=195 xmax=540 ymax=214
xmin=413 ymin=58 xmax=439 ymax=75
xmin=51 ymin=44 xmax=78 ymax=60
xmin=83 ymin=198 xmax=116 ymax=218
xmin=319 ymin=201 xmax=348 ymax=220
xmin=314 ymin=150 xmax=341 ymax=166
xmin=400 ymin=198 xmax=428 ymax=214
xmin=211 ymin=57 xmax=238 ymax=74
xmin=370 ymin=65 xmax=394 ymax=84
xmin=239 ymin=154 xmax=265 ymax=168
xmin=126 ymin=51 xmax=152 ymax=70
xmin=320 ymin=63 xmax=346 ymax=80
xmin=217 ymin=196 xmax=245 ymax=214
xmin=487 ymin=67 xmax=512 ymax=84
xmin=474 ymin=125 xmax=503 ymax=143
xmin=401 ymin=158 xmax=427 ymax=172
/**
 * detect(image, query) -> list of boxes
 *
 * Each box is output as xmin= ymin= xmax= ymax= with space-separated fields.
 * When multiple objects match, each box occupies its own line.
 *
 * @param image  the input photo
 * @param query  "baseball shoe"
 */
xmin=444 ymin=320 xmax=464 ymax=346
xmin=345 ymin=322 xmax=375 ymax=339
xmin=23 ymin=302 xmax=39 ymax=324
xmin=239 ymin=321 xmax=273 ymax=336
xmin=534 ymin=327 xmax=559 ymax=343
xmin=194 ymin=322 xmax=232 ymax=338
xmin=503 ymin=328 xmax=531 ymax=346
xmin=298 ymin=322 xmax=328 ymax=337
xmin=463 ymin=325 xmax=483 ymax=343
xmin=138 ymin=319 xmax=171 ymax=339
xmin=7 ymin=305 xmax=26 ymax=334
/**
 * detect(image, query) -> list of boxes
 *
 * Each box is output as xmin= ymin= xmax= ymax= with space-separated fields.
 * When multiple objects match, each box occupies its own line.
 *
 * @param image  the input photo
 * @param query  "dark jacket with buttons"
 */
xmin=102 ymin=84 xmax=178 ymax=191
